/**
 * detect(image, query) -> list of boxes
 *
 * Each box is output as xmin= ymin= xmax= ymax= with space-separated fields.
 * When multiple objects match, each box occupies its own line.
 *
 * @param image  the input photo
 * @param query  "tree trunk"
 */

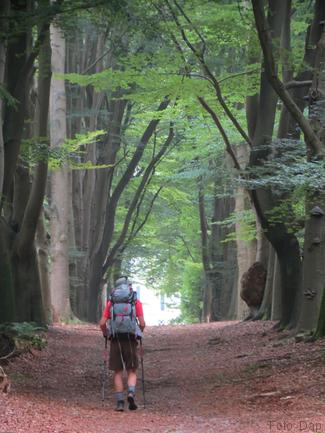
xmin=86 ymin=254 xmax=104 ymax=322
xmin=297 ymin=6 xmax=325 ymax=332
xmin=252 ymin=0 xmax=325 ymax=332
xmin=0 ymin=222 xmax=15 ymax=322
xmin=255 ymin=221 xmax=269 ymax=268
xmin=210 ymin=179 xmax=237 ymax=320
xmin=249 ymin=0 xmax=303 ymax=328
xmin=298 ymin=199 xmax=325 ymax=331
xmin=234 ymin=144 xmax=256 ymax=320
xmin=254 ymin=243 xmax=275 ymax=320
xmin=198 ymin=178 xmax=213 ymax=322
xmin=2 ymin=1 xmax=35 ymax=206
xmin=0 ymin=3 xmax=51 ymax=324
xmin=36 ymin=210 xmax=52 ymax=323
xmin=49 ymin=18 xmax=72 ymax=322
xmin=0 ymin=0 xmax=9 ymax=196
xmin=315 ymin=286 xmax=325 ymax=338
xmin=271 ymin=254 xmax=282 ymax=321
xmin=12 ymin=246 xmax=45 ymax=323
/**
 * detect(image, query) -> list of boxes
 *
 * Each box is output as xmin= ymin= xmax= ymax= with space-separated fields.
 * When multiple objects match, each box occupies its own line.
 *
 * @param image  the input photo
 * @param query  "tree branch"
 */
xmin=96 ymin=99 xmax=170 ymax=265
xmin=172 ymin=0 xmax=206 ymax=57
xmin=124 ymin=186 xmax=164 ymax=252
xmin=218 ymin=68 xmax=260 ymax=85
xmin=108 ymin=185 xmax=164 ymax=273
xmin=164 ymin=0 xmax=252 ymax=147
xmin=197 ymin=96 xmax=243 ymax=170
xmin=177 ymin=234 xmax=196 ymax=262
xmin=102 ymin=126 xmax=174 ymax=273
xmin=111 ymin=98 xmax=169 ymax=204
xmin=284 ymin=80 xmax=312 ymax=90
xmin=251 ymin=0 xmax=323 ymax=156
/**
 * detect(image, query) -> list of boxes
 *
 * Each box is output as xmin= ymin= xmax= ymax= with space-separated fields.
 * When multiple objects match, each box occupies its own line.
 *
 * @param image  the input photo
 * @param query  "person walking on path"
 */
xmin=99 ymin=276 xmax=145 ymax=412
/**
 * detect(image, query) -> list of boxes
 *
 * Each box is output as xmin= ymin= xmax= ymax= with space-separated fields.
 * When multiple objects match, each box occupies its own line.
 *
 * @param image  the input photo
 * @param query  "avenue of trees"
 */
xmin=1 ymin=0 xmax=325 ymax=339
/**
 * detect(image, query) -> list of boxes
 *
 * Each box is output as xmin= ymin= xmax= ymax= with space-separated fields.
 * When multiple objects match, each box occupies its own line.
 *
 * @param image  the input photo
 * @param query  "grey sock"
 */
xmin=116 ymin=392 xmax=124 ymax=402
xmin=128 ymin=386 xmax=136 ymax=395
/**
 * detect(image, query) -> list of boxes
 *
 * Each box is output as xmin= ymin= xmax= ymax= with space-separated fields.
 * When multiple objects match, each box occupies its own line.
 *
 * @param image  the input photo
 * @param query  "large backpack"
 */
xmin=109 ymin=277 xmax=137 ymax=338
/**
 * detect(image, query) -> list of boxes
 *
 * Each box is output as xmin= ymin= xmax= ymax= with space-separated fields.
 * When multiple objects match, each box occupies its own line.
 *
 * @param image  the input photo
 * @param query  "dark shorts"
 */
xmin=109 ymin=337 xmax=139 ymax=371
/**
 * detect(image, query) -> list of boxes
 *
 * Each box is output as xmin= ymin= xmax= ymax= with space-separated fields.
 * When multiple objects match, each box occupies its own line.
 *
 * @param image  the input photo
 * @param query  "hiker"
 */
xmin=99 ymin=276 xmax=146 ymax=412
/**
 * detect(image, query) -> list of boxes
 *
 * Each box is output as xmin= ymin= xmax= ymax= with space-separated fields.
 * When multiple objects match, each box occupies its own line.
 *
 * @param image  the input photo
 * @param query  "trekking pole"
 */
xmin=139 ymin=338 xmax=146 ymax=408
xmin=101 ymin=336 xmax=108 ymax=401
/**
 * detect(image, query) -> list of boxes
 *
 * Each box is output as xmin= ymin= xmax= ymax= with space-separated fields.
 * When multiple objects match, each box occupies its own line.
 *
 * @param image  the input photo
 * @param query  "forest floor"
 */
xmin=1 ymin=321 xmax=325 ymax=433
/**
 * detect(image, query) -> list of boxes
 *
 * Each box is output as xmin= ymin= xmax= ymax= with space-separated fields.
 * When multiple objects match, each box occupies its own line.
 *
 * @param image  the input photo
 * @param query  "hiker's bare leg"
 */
xmin=126 ymin=369 xmax=138 ymax=410
xmin=114 ymin=369 xmax=123 ymax=392
xmin=113 ymin=369 xmax=125 ymax=411
xmin=127 ymin=369 xmax=137 ymax=387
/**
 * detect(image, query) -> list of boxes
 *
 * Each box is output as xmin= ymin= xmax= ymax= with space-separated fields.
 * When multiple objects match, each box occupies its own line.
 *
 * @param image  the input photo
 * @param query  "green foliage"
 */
xmin=217 ymin=208 xmax=257 ymax=243
xmin=241 ymin=137 xmax=325 ymax=194
xmin=50 ymin=130 xmax=107 ymax=169
xmin=265 ymin=198 xmax=303 ymax=233
xmin=0 ymin=85 xmax=18 ymax=108
xmin=179 ymin=261 xmax=204 ymax=323
xmin=20 ymin=130 xmax=107 ymax=169
xmin=51 ymin=0 xmax=315 ymax=322
xmin=0 ymin=322 xmax=47 ymax=350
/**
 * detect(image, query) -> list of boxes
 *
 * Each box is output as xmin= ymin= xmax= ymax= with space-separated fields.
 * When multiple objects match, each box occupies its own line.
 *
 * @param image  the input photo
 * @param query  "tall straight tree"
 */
xmin=297 ymin=3 xmax=325 ymax=332
xmin=0 ymin=0 xmax=11 ymax=321
xmin=0 ymin=0 xmax=53 ymax=323
xmin=50 ymin=14 xmax=72 ymax=322
xmin=0 ymin=1 xmax=10 ymax=196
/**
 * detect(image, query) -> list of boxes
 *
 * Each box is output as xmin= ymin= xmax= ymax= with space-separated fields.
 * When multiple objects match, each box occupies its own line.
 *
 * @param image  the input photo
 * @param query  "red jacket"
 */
xmin=102 ymin=299 xmax=144 ymax=319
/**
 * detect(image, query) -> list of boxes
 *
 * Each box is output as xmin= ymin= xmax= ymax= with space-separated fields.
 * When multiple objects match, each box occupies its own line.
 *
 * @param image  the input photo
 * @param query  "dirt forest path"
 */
xmin=2 ymin=321 xmax=325 ymax=433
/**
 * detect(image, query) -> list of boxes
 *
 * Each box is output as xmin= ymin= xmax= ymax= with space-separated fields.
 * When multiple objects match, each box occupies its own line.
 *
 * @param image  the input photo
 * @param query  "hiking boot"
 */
xmin=114 ymin=400 xmax=125 ymax=412
xmin=127 ymin=392 xmax=137 ymax=410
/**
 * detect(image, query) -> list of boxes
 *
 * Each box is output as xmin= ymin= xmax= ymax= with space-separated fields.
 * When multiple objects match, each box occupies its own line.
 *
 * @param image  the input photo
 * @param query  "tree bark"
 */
xmin=271 ymin=254 xmax=282 ymax=321
xmin=252 ymin=0 xmax=325 ymax=332
xmin=198 ymin=178 xmax=213 ymax=322
xmin=0 ymin=221 xmax=15 ymax=322
xmin=234 ymin=144 xmax=256 ymax=320
xmin=251 ymin=0 xmax=323 ymax=157
xmin=0 ymin=1 xmax=52 ymax=323
xmin=16 ymin=15 xmax=52 ymax=256
xmin=2 ymin=1 xmax=31 ymax=212
xmin=49 ymin=17 xmax=72 ymax=322
xmin=36 ymin=210 xmax=52 ymax=323
xmin=13 ymin=11 xmax=51 ymax=323
xmin=315 ymin=286 xmax=325 ymax=338
xmin=248 ymin=0 xmax=302 ymax=328
xmin=299 ymin=197 xmax=325 ymax=331
xmin=0 ymin=0 xmax=10 ymax=197
xmin=254 ymin=243 xmax=275 ymax=320
xmin=298 ymin=19 xmax=325 ymax=332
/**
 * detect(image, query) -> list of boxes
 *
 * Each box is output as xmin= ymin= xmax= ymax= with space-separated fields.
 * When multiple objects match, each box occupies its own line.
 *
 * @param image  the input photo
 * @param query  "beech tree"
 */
xmin=252 ymin=0 xmax=325 ymax=334
xmin=0 ymin=0 xmax=53 ymax=323
xmin=0 ymin=0 xmax=111 ymax=324
xmin=49 ymin=13 xmax=72 ymax=322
